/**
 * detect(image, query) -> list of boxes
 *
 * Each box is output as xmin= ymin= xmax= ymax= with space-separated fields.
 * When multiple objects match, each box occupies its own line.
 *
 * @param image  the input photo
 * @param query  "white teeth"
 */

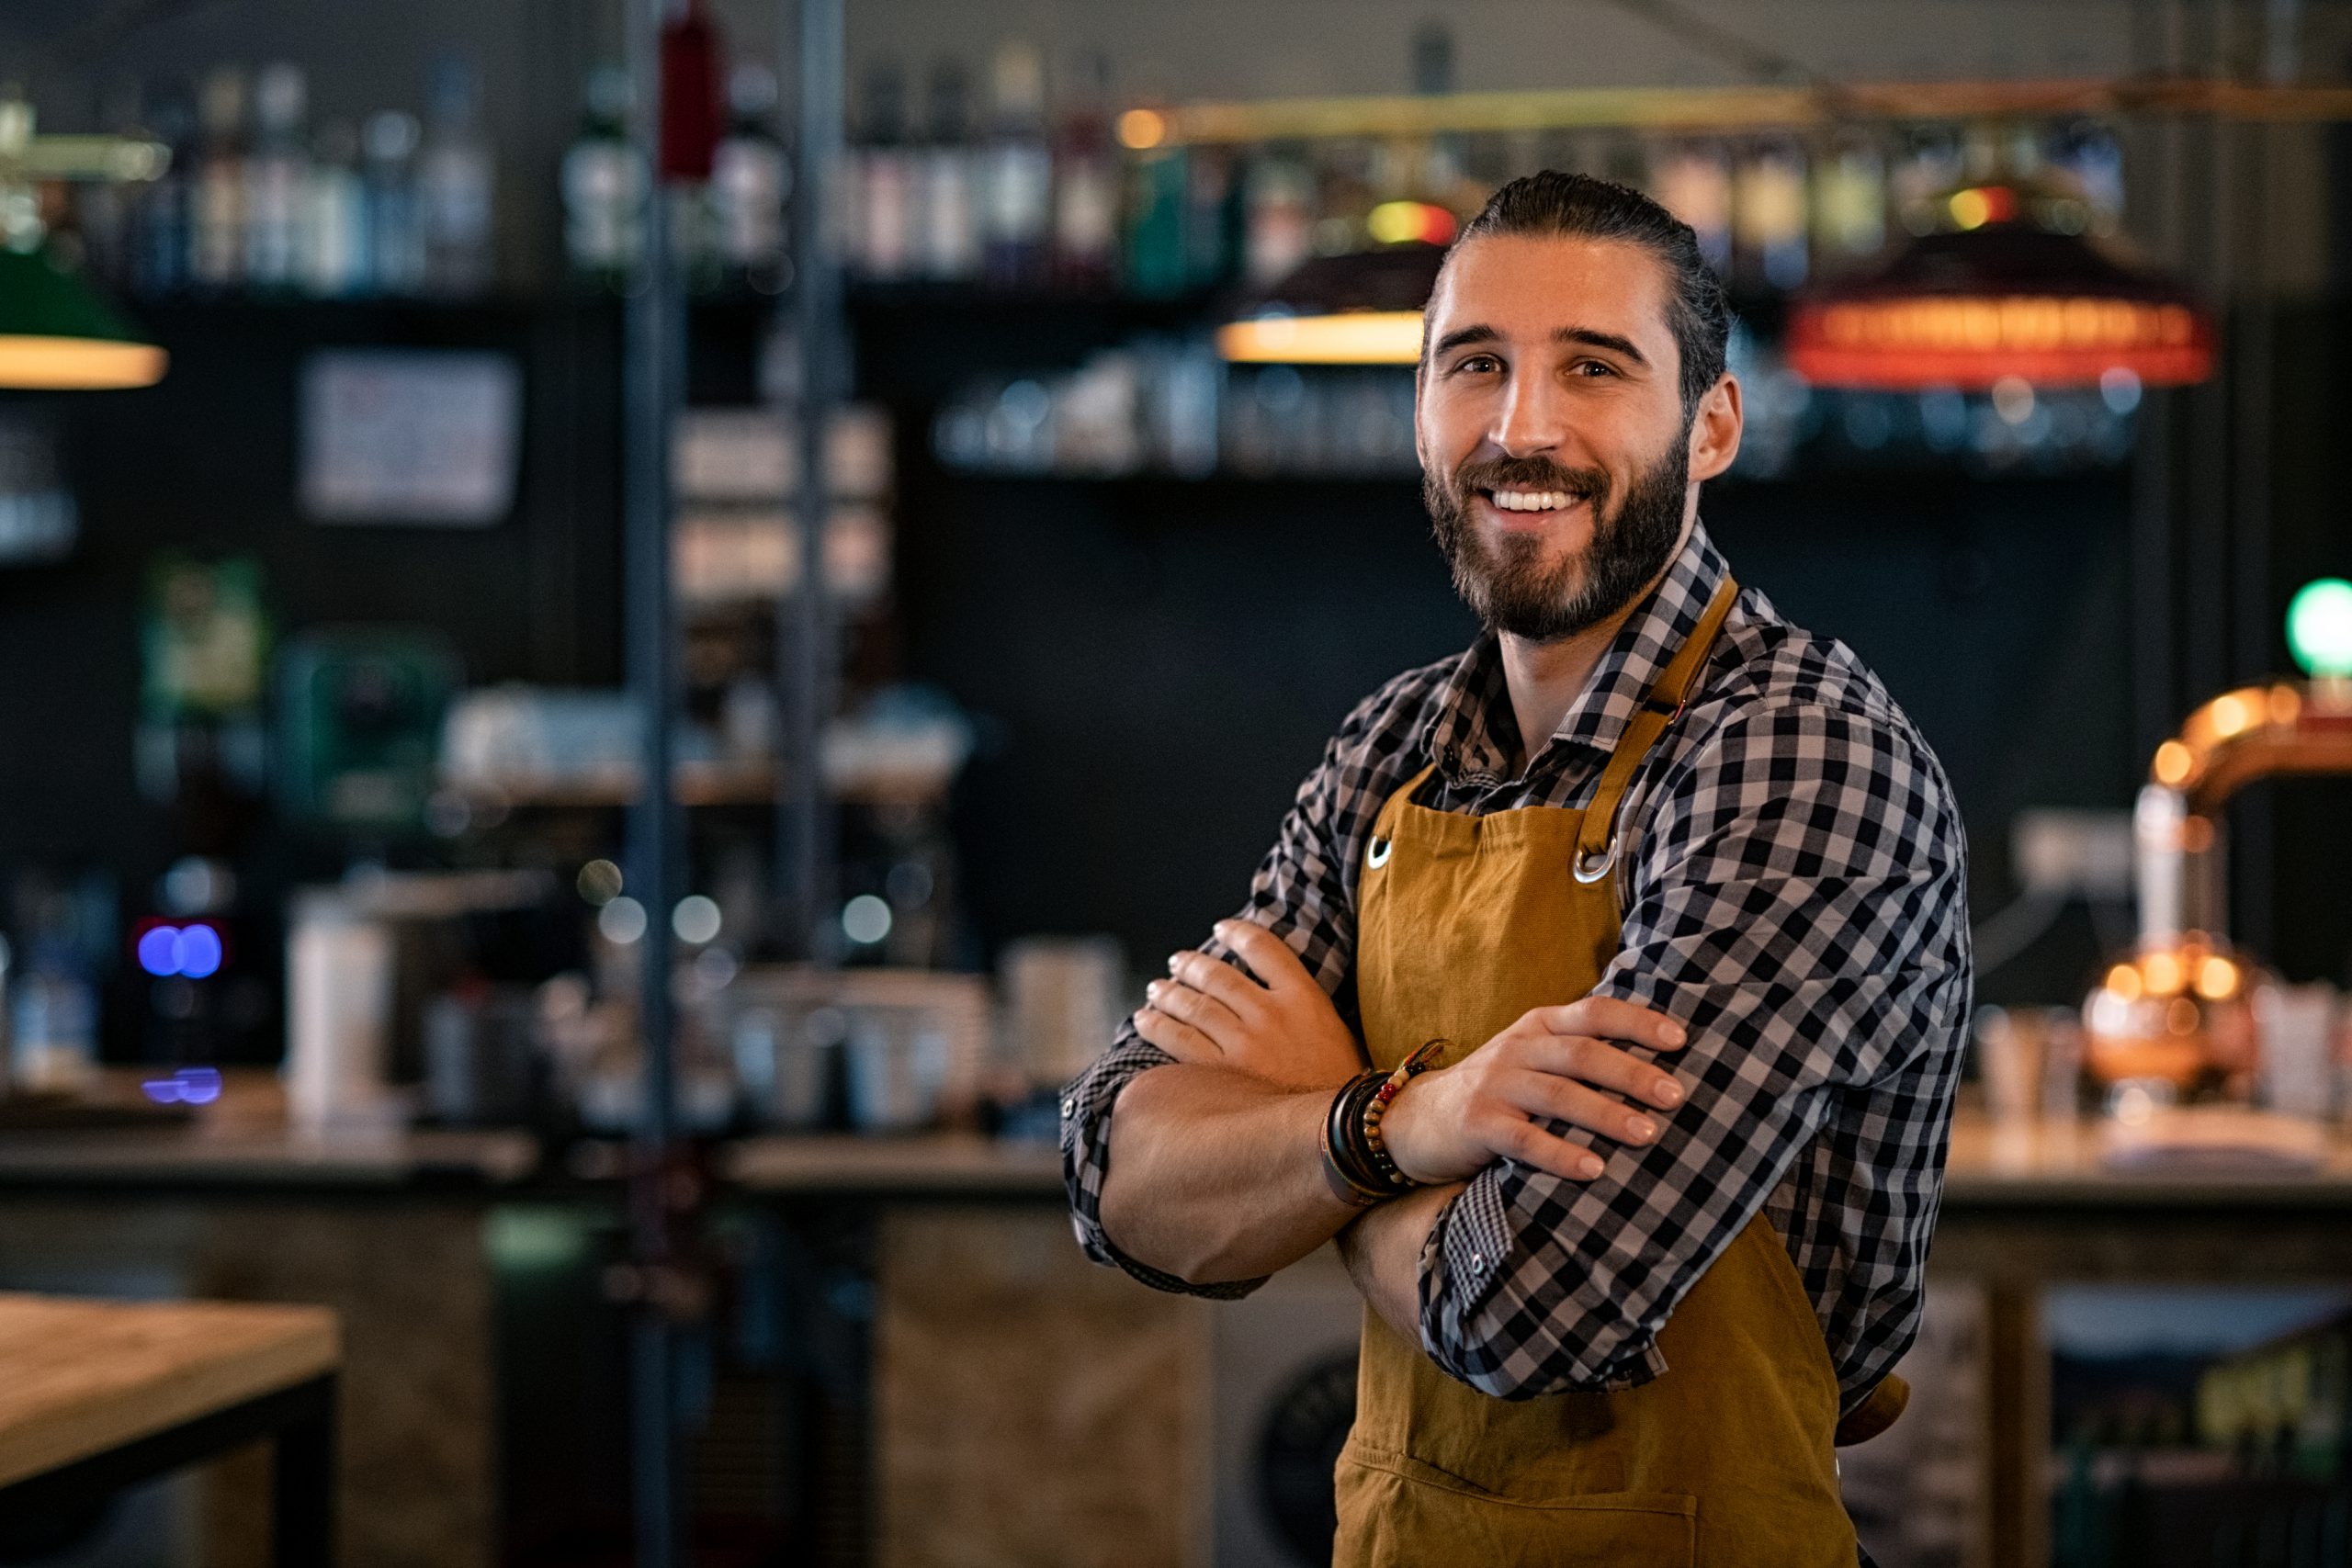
xmin=1491 ymin=489 xmax=1573 ymax=513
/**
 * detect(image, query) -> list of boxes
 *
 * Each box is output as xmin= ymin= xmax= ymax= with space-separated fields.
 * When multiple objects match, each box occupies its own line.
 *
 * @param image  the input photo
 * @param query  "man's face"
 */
xmin=1416 ymin=233 xmax=1735 ymax=642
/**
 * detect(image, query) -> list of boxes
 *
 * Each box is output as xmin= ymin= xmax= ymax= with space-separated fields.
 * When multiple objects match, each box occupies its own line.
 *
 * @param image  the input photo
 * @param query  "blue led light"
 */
xmin=175 ymin=925 xmax=223 ymax=979
xmin=137 ymin=926 xmax=181 ymax=977
xmin=141 ymin=1067 xmax=223 ymax=1106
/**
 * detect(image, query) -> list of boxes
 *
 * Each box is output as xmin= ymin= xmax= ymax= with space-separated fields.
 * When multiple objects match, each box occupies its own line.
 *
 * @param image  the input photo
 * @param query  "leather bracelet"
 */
xmin=1325 ymin=1070 xmax=1416 ymax=1200
xmin=1319 ymin=1071 xmax=1388 ymax=1207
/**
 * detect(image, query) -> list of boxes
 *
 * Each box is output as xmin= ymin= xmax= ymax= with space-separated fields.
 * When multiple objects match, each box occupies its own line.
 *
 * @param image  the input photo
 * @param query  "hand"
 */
xmin=1132 ymin=919 xmax=1366 ymax=1091
xmin=1379 ymin=998 xmax=1690 ymax=1186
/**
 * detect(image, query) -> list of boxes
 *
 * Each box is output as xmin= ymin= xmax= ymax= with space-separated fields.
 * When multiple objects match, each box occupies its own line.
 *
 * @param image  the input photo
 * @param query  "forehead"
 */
xmin=1425 ymin=232 xmax=1677 ymax=357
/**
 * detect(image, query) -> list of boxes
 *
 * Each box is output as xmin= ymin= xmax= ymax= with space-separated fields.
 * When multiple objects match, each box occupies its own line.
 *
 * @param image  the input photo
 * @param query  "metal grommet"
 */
xmin=1366 ymin=837 xmax=1393 ymax=869
xmin=1569 ymin=839 xmax=1617 ymax=885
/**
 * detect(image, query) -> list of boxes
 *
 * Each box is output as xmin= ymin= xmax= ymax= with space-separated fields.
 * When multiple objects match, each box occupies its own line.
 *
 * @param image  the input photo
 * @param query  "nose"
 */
xmin=1489 ymin=361 xmax=1566 ymax=459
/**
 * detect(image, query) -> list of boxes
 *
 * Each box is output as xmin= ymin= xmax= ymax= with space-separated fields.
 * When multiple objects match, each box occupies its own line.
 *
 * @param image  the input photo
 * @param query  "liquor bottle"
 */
xmin=916 ymin=60 xmax=979 ymax=282
xmin=1651 ymin=141 xmax=1732 ymax=273
xmin=979 ymin=40 xmax=1051 ymax=288
xmin=300 ymin=119 xmax=369 ymax=297
xmin=852 ymin=61 xmax=913 ymax=281
xmin=561 ymin=66 xmax=645 ymax=288
xmin=189 ymin=66 xmax=248 ymax=292
xmin=363 ymin=110 xmax=425 ymax=295
xmin=1242 ymin=150 xmax=1313 ymax=288
xmin=710 ymin=63 xmax=790 ymax=294
xmin=1730 ymin=138 xmax=1807 ymax=291
xmin=1050 ymin=51 xmax=1118 ymax=290
xmin=1123 ymin=134 xmax=1188 ymax=299
xmin=418 ymin=55 xmax=495 ymax=298
xmin=131 ymin=79 xmax=195 ymax=297
xmin=1811 ymin=132 xmax=1885 ymax=264
xmin=2049 ymin=120 xmax=2124 ymax=229
xmin=243 ymin=62 xmax=309 ymax=292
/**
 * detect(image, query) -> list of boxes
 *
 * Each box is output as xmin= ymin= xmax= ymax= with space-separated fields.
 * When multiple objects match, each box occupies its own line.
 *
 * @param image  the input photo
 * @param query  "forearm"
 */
xmin=1098 ymin=1062 xmax=1361 ymax=1284
xmin=1338 ymin=1184 xmax=1456 ymax=1345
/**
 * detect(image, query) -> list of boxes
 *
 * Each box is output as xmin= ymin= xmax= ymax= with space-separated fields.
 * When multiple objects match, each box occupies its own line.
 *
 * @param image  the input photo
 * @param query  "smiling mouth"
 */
xmin=1479 ymin=487 xmax=1589 ymax=515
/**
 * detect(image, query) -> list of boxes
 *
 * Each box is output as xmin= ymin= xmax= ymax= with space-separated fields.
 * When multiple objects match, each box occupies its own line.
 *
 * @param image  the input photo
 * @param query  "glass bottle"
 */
xmin=1051 ymin=51 xmax=1118 ymax=291
xmin=711 ymin=63 xmax=790 ymax=295
xmin=853 ymin=60 xmax=913 ymax=282
xmin=243 ymin=62 xmax=309 ymax=292
xmin=560 ymin=65 xmax=644 ymax=289
xmin=131 ymin=79 xmax=195 ymax=297
xmin=980 ymin=40 xmax=1051 ymax=288
xmin=300 ymin=118 xmax=368 ymax=297
xmin=418 ymin=55 xmax=495 ymax=299
xmin=917 ymin=60 xmax=979 ymax=282
xmin=190 ymin=65 xmax=248 ymax=293
xmin=363 ymin=109 xmax=425 ymax=296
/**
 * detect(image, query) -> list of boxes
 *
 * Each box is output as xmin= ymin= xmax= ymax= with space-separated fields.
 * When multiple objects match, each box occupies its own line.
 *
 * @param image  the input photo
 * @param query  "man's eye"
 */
xmin=1571 ymin=359 xmax=1617 ymax=378
xmin=1454 ymin=355 xmax=1500 ymax=374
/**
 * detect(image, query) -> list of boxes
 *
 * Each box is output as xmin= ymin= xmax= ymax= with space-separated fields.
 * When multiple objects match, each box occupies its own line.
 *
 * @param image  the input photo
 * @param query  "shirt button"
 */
xmin=1060 ymin=1098 xmax=1075 ymax=1119
xmin=1471 ymin=1253 xmax=1485 ymax=1269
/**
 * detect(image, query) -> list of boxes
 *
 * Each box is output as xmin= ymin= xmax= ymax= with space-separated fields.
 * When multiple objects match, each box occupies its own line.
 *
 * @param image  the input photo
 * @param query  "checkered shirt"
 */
xmin=1059 ymin=520 xmax=1972 ymax=1408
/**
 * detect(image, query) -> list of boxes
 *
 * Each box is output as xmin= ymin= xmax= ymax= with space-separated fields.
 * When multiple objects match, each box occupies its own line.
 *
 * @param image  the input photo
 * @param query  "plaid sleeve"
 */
xmin=1418 ymin=695 xmax=1971 ymax=1401
xmin=1060 ymin=673 xmax=1426 ymax=1294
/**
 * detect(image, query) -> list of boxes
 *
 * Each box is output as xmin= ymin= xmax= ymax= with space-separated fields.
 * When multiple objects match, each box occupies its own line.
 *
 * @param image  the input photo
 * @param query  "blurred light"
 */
xmin=841 ymin=894 xmax=893 ymax=946
xmin=598 ymin=896 xmax=648 ymax=945
xmin=2287 ymin=578 xmax=2352 ymax=679
xmin=0 ymin=252 xmax=167 ymax=389
xmin=2195 ymin=954 xmax=2240 ymax=1000
xmin=672 ymin=895 xmax=723 ymax=945
xmin=2207 ymin=693 xmax=2251 ymax=739
xmin=1947 ymin=186 xmax=2016 ymax=231
xmin=2104 ymin=962 xmax=2143 ymax=1002
xmin=2098 ymin=367 xmax=2143 ymax=414
xmin=175 ymin=924 xmax=222 ymax=979
xmin=136 ymin=920 xmax=225 ymax=979
xmin=2143 ymin=950 xmax=2184 ymax=995
xmin=693 ymin=945 xmax=740 ymax=989
xmin=136 ymin=926 xmax=178 ymax=976
xmin=1216 ymin=310 xmax=1425 ymax=365
xmin=1366 ymin=200 xmax=1457 ymax=247
xmin=141 ymin=1066 xmax=221 ymax=1106
xmin=2153 ymin=740 xmax=2193 ymax=786
xmin=1789 ymin=296 xmax=2212 ymax=391
xmin=2166 ymin=997 xmax=2200 ymax=1034
xmin=1989 ymin=375 xmax=2034 ymax=425
xmin=577 ymin=859 xmax=624 ymax=906
xmin=1115 ymin=108 xmax=1166 ymax=150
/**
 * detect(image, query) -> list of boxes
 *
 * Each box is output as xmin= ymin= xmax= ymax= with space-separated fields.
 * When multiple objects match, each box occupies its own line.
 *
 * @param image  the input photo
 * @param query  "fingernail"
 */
xmin=1626 ymin=1116 xmax=1657 ymax=1142
xmin=1655 ymin=1078 xmax=1684 ymax=1106
xmin=1145 ymin=980 xmax=1163 ymax=998
xmin=1167 ymin=953 xmax=1182 ymax=973
xmin=1577 ymin=1155 xmax=1604 ymax=1179
xmin=1663 ymin=1023 xmax=1688 ymax=1046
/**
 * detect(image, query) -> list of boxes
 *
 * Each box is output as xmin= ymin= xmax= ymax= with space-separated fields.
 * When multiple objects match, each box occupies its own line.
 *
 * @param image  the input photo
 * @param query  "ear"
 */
xmin=1685 ymin=374 xmax=1743 ymax=483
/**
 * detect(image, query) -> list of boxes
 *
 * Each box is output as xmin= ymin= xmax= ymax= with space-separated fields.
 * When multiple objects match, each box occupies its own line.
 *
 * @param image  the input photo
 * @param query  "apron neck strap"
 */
xmin=1569 ymin=574 xmax=1740 ymax=881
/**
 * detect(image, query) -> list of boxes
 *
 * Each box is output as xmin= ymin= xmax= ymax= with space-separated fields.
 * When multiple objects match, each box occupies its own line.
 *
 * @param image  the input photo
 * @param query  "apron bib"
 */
xmin=1332 ymin=578 xmax=1860 ymax=1567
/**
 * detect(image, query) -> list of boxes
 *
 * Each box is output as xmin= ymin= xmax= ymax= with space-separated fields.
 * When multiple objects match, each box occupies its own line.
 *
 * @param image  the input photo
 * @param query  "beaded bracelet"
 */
xmin=1360 ymin=1039 xmax=1448 ymax=1189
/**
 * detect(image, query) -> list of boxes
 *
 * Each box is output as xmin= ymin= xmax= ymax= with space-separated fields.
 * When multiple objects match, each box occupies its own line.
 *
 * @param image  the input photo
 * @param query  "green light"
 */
xmin=2287 ymin=578 xmax=2352 ymax=678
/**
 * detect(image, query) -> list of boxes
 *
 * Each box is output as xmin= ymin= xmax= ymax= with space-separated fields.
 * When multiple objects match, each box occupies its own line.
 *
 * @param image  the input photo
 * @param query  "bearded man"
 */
xmin=1061 ymin=171 xmax=1971 ymax=1566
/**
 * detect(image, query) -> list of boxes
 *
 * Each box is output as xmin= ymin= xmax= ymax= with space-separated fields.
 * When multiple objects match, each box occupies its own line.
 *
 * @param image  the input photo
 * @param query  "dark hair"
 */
xmin=1440 ymin=171 xmax=1733 ymax=416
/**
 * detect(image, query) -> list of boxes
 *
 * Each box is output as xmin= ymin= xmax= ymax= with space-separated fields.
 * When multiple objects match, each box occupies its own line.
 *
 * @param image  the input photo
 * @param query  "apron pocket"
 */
xmin=1335 ymin=1449 xmax=1696 ymax=1568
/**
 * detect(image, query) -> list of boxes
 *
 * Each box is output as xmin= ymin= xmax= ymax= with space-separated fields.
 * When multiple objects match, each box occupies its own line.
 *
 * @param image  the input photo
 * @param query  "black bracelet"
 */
xmin=1325 ymin=1071 xmax=1413 ymax=1199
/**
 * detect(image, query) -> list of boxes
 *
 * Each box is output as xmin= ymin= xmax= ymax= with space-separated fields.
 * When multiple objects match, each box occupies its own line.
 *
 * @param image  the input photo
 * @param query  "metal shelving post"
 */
xmin=624 ymin=0 xmax=687 ymax=1561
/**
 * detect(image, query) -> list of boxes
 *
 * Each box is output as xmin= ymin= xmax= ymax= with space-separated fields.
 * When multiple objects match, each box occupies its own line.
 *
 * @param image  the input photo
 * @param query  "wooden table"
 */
xmin=0 ymin=1293 xmax=341 ymax=1562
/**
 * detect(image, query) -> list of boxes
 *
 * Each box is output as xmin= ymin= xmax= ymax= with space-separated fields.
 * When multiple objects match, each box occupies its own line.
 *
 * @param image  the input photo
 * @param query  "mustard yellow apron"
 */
xmin=1333 ymin=578 xmax=1864 ymax=1567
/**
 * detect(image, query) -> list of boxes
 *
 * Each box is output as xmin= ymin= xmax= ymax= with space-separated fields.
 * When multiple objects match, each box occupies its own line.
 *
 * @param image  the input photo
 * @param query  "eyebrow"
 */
xmin=1425 ymin=321 xmax=1651 ymax=367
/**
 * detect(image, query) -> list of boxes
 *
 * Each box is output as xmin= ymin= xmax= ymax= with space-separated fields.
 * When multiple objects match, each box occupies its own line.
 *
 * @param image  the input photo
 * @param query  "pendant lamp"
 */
xmin=1216 ymin=202 xmax=1454 ymax=366
xmin=0 ymin=246 xmax=168 ymax=390
xmin=1785 ymin=181 xmax=2213 ymax=391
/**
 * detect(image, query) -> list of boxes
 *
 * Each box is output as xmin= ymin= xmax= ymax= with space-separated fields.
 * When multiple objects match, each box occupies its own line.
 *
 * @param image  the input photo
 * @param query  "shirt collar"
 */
xmin=1421 ymin=520 xmax=1732 ymax=786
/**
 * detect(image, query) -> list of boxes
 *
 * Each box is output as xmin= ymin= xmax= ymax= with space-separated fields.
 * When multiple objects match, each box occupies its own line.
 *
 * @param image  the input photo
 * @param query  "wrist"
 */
xmin=1380 ymin=1072 xmax=1455 ymax=1186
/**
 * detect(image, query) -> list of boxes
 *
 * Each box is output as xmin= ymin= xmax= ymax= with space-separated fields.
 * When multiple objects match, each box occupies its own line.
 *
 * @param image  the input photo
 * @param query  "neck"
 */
xmin=1497 ymin=514 xmax=1694 ymax=771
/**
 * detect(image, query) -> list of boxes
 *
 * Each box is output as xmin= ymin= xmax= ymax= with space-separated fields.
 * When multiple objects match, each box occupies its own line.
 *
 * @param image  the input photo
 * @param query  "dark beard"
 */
xmin=1424 ymin=433 xmax=1690 ymax=642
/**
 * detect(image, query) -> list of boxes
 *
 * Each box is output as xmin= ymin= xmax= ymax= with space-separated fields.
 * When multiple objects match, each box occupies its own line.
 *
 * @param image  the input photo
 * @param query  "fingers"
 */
xmin=1520 ymin=1033 xmax=1687 ymax=1111
xmin=1529 ymin=996 xmax=1689 ymax=1054
xmin=1132 ymin=1006 xmax=1221 ymax=1065
xmin=1213 ymin=919 xmax=1316 ymax=991
xmin=1501 ymin=1068 xmax=1662 ymax=1147
xmin=1473 ymin=1109 xmax=1607 ymax=1181
xmin=1144 ymin=975 xmax=1248 ymax=1041
xmin=1166 ymin=949 xmax=1271 ymax=1022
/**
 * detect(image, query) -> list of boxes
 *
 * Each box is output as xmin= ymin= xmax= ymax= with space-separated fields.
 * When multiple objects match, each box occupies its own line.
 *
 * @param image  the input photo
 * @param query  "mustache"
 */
xmin=1450 ymin=456 xmax=1610 ymax=505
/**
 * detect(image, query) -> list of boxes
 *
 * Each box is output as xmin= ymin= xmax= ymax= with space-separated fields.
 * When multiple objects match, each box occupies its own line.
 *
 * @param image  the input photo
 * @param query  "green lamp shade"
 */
xmin=0 ymin=247 xmax=166 ymax=389
xmin=2287 ymin=578 xmax=2352 ymax=679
